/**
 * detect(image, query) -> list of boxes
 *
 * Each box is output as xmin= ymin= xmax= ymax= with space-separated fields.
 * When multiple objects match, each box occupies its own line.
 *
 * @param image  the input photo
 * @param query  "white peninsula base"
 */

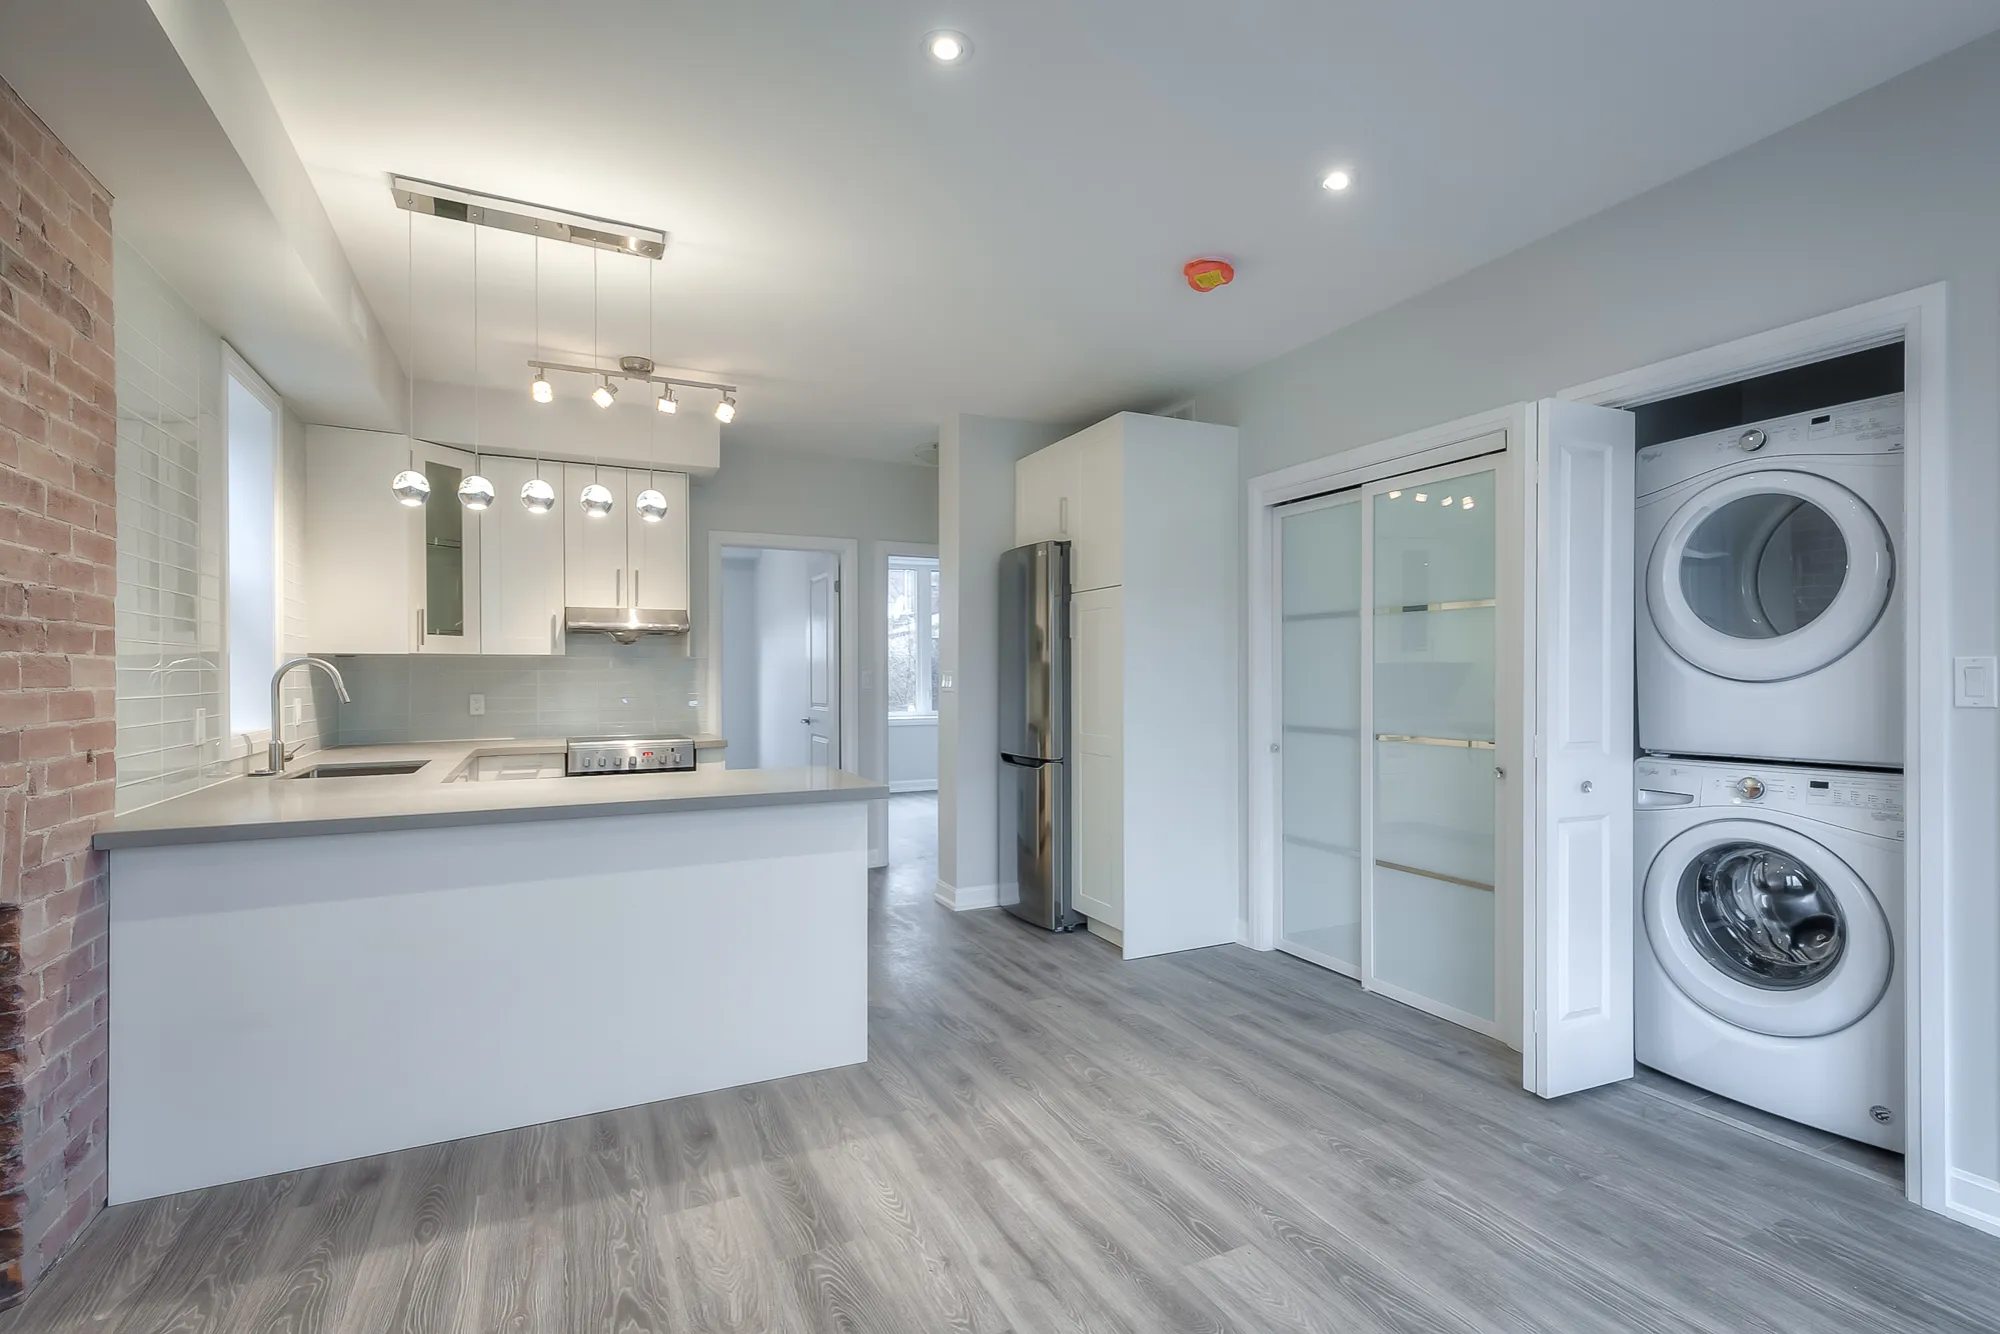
xmin=107 ymin=799 xmax=868 ymax=1203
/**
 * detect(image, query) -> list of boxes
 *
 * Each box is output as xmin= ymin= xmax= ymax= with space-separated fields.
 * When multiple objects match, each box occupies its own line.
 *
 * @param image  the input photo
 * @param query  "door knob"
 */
xmin=802 ymin=718 xmax=813 ymax=725
xmin=1580 ymin=780 xmax=1594 ymax=794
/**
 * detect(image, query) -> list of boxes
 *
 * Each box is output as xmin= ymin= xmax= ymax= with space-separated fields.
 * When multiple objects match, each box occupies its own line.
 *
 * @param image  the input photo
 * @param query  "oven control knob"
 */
xmin=1738 ymin=428 xmax=1767 ymax=452
xmin=1735 ymin=776 xmax=1765 ymax=800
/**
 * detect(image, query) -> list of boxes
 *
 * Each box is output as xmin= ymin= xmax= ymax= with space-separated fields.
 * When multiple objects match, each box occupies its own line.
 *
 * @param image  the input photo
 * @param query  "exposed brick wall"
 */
xmin=0 ymin=76 xmax=116 ymax=1303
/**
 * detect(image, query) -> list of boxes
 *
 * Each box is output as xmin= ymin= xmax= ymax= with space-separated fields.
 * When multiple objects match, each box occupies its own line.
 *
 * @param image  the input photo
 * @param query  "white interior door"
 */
xmin=806 ymin=556 xmax=839 ymax=767
xmin=1526 ymin=398 xmax=1637 ymax=1099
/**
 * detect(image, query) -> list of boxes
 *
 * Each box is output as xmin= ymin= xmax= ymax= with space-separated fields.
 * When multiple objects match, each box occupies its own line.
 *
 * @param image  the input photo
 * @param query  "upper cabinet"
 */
xmin=306 ymin=428 xmax=690 ymax=656
xmin=561 ymin=465 xmax=691 ymax=612
xmin=1013 ymin=418 xmax=1123 ymax=591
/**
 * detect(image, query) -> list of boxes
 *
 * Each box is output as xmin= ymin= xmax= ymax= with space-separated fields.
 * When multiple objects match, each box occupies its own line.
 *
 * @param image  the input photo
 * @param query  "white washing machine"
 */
xmin=1636 ymin=394 xmax=1903 ymax=769
xmin=1635 ymin=757 xmax=1903 ymax=1149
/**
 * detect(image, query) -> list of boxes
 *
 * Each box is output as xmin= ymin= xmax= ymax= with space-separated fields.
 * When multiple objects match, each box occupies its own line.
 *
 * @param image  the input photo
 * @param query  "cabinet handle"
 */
xmin=417 ymin=608 xmax=425 ymax=649
xmin=615 ymin=568 xmax=622 ymax=607
xmin=632 ymin=569 xmax=640 ymax=609
xmin=1059 ymin=496 xmax=1069 ymax=536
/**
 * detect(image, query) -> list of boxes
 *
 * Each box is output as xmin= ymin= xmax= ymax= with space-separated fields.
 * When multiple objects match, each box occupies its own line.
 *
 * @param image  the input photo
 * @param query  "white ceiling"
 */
xmin=220 ymin=0 xmax=2000 ymax=461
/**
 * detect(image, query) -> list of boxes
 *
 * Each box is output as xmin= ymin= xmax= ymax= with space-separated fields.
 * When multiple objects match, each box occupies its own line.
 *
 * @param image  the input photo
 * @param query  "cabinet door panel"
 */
xmin=1015 ymin=447 xmax=1076 ymax=548
xmin=1073 ymin=424 xmax=1123 ymax=591
xmin=563 ymin=464 xmax=628 ymax=606
xmin=1072 ymin=586 xmax=1123 ymax=929
xmin=412 ymin=441 xmax=481 ymax=654
xmin=479 ymin=456 xmax=566 ymax=655
xmin=305 ymin=427 xmax=417 ymax=654
xmin=630 ymin=471 xmax=691 ymax=610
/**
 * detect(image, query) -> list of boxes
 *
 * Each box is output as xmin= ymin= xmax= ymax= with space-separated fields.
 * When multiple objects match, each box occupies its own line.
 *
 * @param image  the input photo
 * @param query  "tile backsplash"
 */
xmin=324 ymin=636 xmax=706 ymax=745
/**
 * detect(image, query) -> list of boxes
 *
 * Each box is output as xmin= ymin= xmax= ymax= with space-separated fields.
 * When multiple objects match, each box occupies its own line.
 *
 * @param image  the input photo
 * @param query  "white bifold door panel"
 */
xmin=1526 ymin=398 xmax=1637 ymax=1099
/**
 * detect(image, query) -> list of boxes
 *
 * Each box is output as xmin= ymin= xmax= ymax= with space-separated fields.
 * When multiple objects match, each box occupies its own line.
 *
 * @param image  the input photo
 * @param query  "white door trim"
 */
xmin=1561 ymin=281 xmax=1949 ymax=1219
xmin=704 ymin=531 xmax=862 ymax=778
xmin=1244 ymin=406 xmax=1522 ymax=997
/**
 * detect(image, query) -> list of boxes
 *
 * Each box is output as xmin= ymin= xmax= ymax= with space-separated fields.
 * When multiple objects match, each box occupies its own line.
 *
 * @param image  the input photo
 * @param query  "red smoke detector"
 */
xmin=1183 ymin=258 xmax=1235 ymax=292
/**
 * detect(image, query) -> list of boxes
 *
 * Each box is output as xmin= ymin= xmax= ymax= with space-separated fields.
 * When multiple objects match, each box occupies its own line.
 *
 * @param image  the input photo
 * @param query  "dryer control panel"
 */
xmin=1636 ymin=758 xmax=1904 ymax=838
xmin=1636 ymin=393 xmax=1903 ymax=497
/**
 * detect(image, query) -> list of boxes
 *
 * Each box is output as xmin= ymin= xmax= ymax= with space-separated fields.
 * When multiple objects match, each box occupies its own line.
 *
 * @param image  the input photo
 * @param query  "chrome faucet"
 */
xmin=261 ymin=657 xmax=351 ymax=775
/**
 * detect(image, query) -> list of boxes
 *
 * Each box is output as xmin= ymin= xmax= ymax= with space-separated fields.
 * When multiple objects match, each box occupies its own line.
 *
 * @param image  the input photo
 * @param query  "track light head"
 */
xmin=591 ymin=378 xmax=617 ymax=409
xmin=531 ymin=371 xmax=553 ymax=404
xmin=657 ymin=386 xmax=678 ymax=414
xmin=715 ymin=392 xmax=737 ymax=424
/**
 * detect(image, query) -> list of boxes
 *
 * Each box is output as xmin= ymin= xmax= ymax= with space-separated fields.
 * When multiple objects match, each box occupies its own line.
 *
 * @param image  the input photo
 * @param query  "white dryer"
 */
xmin=1635 ymin=395 xmax=1903 ymax=768
xmin=1635 ymin=757 xmax=1903 ymax=1149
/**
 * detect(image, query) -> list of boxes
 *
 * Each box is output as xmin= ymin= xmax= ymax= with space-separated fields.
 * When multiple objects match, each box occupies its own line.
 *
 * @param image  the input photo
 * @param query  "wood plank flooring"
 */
xmin=7 ymin=792 xmax=1997 ymax=1332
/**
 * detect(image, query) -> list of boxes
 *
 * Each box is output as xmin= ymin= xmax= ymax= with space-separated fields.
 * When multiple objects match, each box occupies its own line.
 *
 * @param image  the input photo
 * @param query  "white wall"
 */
xmin=1183 ymin=34 xmax=2000 ymax=1204
xmin=937 ymin=414 xmax=1069 ymax=902
xmin=693 ymin=442 xmax=938 ymax=848
xmin=887 ymin=720 xmax=938 ymax=791
xmin=719 ymin=554 xmax=761 ymax=767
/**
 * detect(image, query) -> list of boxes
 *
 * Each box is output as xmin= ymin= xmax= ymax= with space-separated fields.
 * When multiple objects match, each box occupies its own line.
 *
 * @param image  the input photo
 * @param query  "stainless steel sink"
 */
xmin=284 ymin=760 xmax=430 ymax=780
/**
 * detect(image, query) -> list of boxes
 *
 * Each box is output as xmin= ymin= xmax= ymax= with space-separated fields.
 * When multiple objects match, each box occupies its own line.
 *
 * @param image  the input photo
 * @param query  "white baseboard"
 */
xmin=868 ymin=844 xmax=886 ymax=869
xmin=1948 ymin=1170 xmax=2000 ymax=1239
xmin=888 ymin=779 xmax=939 ymax=794
xmin=934 ymin=879 xmax=999 ymax=912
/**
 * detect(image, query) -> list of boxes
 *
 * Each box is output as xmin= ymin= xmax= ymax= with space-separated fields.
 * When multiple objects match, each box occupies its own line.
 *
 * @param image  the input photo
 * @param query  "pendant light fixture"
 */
xmin=580 ymin=461 xmax=614 ymax=517
xmin=521 ymin=457 xmax=556 ymax=513
xmin=390 ymin=205 xmax=431 ymax=505
xmin=637 ymin=475 xmax=669 ymax=522
xmin=530 ymin=235 xmax=553 ymax=402
xmin=459 ymin=226 xmax=494 ymax=509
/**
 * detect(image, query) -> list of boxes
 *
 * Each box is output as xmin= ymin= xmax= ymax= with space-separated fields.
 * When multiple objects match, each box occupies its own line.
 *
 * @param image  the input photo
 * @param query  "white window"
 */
xmin=887 ymin=556 xmax=940 ymax=718
xmin=224 ymin=351 xmax=281 ymax=735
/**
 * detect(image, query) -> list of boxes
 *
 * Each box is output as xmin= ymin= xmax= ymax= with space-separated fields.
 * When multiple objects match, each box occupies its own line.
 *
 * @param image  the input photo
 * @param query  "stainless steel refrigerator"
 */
xmin=997 ymin=540 xmax=1083 ymax=931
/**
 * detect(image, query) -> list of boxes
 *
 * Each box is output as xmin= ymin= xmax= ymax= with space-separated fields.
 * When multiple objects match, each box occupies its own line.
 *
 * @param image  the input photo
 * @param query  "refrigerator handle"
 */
xmin=1001 ymin=754 xmax=1050 ymax=769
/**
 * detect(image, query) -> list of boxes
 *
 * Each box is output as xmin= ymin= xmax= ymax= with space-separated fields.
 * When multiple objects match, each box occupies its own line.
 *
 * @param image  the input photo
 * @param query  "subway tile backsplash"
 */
xmin=323 ymin=636 xmax=705 ymax=745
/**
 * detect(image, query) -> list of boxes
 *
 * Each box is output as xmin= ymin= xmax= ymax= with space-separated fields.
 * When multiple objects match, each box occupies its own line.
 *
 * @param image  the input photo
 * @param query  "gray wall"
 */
xmin=692 ymin=440 xmax=939 ymax=851
xmin=937 ymin=414 xmax=1068 ymax=898
xmin=719 ymin=554 xmax=761 ymax=766
xmin=1184 ymin=34 xmax=2000 ymax=1191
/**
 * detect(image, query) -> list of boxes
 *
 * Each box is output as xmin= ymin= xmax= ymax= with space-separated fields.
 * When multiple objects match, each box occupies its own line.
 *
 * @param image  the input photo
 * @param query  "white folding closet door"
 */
xmin=1367 ymin=465 xmax=1500 ymax=1031
xmin=1526 ymin=399 xmax=1637 ymax=1098
xmin=1276 ymin=495 xmax=1365 ymax=975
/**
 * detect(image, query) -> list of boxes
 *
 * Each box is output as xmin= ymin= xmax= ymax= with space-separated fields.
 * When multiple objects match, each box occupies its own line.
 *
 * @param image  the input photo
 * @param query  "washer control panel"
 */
xmin=1637 ymin=758 xmax=1903 ymax=837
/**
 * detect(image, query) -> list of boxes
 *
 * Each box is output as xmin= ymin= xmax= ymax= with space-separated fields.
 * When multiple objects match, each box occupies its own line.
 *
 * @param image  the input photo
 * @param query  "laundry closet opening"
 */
xmin=1626 ymin=340 xmax=1908 ymax=1179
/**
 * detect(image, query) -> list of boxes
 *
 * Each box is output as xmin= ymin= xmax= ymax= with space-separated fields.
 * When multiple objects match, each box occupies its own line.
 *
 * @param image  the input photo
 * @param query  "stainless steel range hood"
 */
xmin=564 ymin=606 xmax=692 ymax=643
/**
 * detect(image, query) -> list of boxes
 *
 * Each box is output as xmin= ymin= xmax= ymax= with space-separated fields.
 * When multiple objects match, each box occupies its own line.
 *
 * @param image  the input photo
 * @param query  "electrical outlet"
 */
xmin=469 ymin=693 xmax=486 ymax=716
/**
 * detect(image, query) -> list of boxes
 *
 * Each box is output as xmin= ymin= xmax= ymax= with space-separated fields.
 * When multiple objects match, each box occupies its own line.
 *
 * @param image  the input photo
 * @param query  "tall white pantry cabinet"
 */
xmin=1014 ymin=412 xmax=1242 ymax=959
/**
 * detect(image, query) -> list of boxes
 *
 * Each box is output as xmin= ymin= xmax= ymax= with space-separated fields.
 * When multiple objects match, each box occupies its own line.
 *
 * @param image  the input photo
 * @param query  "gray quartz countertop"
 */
xmin=93 ymin=739 xmax=887 ymax=850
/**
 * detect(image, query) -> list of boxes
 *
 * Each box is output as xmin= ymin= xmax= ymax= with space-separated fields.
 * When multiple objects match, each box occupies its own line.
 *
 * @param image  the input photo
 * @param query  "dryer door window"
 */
xmin=1643 ymin=819 xmax=1893 ymax=1039
xmin=1647 ymin=470 xmax=1893 ymax=682
xmin=1677 ymin=843 xmax=1845 ymax=991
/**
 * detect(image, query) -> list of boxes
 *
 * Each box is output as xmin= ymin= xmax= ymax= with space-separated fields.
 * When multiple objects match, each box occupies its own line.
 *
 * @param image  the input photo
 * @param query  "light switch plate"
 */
xmin=940 ymin=671 xmax=955 ymax=691
xmin=1953 ymin=657 xmax=1997 ymax=708
xmin=469 ymin=693 xmax=486 ymax=716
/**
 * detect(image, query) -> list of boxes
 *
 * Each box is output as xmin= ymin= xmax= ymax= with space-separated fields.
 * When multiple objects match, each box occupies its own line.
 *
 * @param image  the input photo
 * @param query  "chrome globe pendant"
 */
xmin=636 ymin=479 xmax=668 ymax=522
xmin=580 ymin=463 xmax=614 ymax=517
xmin=457 ymin=473 xmax=495 ymax=509
xmin=521 ymin=474 xmax=556 ymax=513
xmin=391 ymin=468 xmax=431 ymax=506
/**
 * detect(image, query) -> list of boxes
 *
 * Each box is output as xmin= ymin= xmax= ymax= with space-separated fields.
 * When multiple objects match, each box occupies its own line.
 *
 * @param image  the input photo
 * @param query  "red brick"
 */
xmin=43 ymin=691 xmax=93 ymax=724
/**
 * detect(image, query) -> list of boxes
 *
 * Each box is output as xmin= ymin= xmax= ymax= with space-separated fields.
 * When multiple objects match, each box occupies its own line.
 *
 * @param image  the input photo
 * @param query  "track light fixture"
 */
xmin=523 ymin=359 xmax=738 ymax=418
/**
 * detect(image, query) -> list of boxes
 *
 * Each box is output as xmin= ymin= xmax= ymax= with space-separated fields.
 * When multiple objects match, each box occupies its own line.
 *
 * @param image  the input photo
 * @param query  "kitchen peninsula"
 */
xmin=93 ymin=744 xmax=884 ymax=1204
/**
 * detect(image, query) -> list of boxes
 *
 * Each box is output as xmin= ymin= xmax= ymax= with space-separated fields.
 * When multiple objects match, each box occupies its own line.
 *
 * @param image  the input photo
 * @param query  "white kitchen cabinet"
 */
xmin=562 ymin=465 xmax=692 ymax=611
xmin=305 ymin=427 xmax=481 ymax=655
xmin=479 ymin=456 xmax=566 ymax=655
xmin=1013 ymin=443 xmax=1076 ymax=548
xmin=1015 ymin=412 xmax=1240 ymax=959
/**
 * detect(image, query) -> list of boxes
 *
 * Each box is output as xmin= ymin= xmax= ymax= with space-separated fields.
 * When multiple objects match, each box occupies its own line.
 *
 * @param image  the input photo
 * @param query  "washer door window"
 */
xmin=1647 ymin=470 xmax=1893 ymax=682
xmin=1643 ymin=820 xmax=1892 ymax=1039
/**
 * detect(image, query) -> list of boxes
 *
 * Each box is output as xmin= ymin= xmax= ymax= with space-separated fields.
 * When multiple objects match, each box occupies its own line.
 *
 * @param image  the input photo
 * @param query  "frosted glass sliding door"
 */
xmin=1276 ymin=495 xmax=1365 ymax=975
xmin=1369 ymin=467 xmax=1499 ymax=1029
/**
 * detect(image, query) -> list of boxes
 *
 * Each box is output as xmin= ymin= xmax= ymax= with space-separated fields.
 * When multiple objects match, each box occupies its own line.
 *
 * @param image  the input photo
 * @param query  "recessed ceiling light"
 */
xmin=1321 ymin=169 xmax=1353 ymax=192
xmin=925 ymin=30 xmax=971 ymax=64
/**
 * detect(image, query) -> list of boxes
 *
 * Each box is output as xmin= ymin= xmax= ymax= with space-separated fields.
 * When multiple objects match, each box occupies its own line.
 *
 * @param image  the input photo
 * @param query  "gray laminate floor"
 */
xmin=7 ymin=793 xmax=1997 ymax=1331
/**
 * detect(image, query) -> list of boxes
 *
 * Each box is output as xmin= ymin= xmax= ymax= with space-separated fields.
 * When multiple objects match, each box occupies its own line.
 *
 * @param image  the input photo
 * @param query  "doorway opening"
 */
xmin=716 ymin=544 xmax=842 ymax=769
xmin=878 ymin=544 xmax=941 ymax=874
